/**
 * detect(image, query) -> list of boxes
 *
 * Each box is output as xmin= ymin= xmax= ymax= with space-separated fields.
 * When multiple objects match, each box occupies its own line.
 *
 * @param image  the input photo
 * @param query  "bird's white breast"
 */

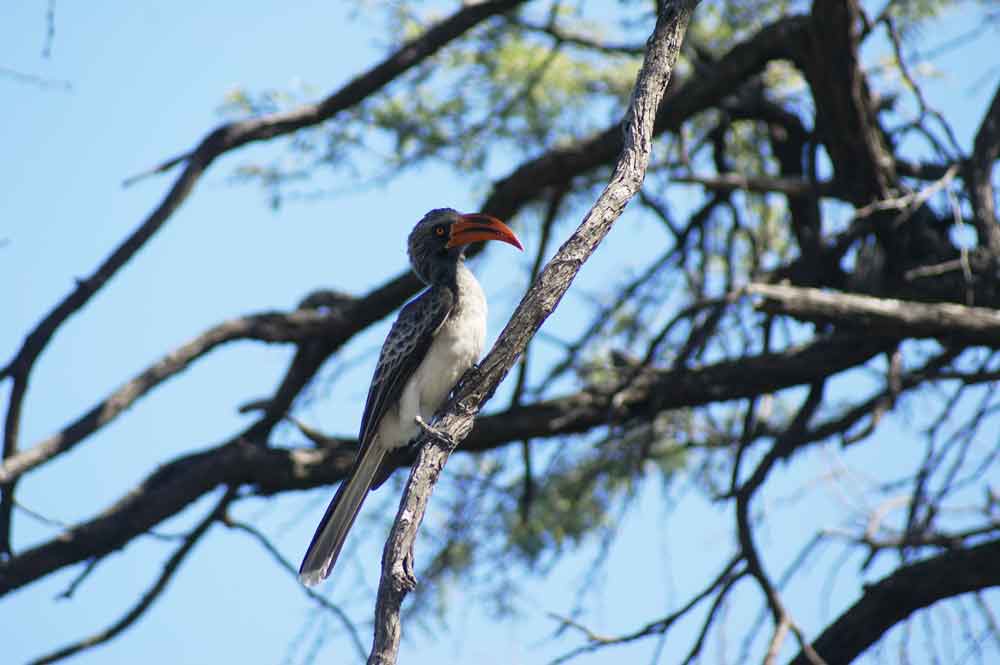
xmin=375 ymin=266 xmax=486 ymax=450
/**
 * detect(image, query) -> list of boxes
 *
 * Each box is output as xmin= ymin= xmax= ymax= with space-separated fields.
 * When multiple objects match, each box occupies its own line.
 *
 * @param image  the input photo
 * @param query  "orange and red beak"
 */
xmin=447 ymin=213 xmax=523 ymax=251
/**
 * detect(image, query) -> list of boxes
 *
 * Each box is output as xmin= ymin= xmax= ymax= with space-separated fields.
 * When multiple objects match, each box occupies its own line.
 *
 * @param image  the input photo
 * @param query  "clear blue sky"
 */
xmin=2 ymin=2 xmax=998 ymax=664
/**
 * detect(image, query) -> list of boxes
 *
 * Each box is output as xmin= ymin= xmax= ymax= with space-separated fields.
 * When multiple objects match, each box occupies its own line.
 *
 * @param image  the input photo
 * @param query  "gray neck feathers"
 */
xmin=411 ymin=247 xmax=465 ymax=291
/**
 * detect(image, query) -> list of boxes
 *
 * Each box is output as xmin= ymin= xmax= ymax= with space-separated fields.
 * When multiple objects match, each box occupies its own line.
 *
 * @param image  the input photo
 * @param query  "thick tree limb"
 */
xmin=788 ymin=537 xmax=1000 ymax=665
xmin=796 ymin=0 xmax=896 ymax=204
xmin=0 ymin=0 xmax=526 ymax=556
xmin=748 ymin=283 xmax=1000 ymax=347
xmin=0 ymin=304 xmax=343 ymax=485
xmin=966 ymin=81 xmax=1000 ymax=255
xmin=367 ymin=3 xmax=699 ymax=663
xmin=673 ymin=173 xmax=833 ymax=197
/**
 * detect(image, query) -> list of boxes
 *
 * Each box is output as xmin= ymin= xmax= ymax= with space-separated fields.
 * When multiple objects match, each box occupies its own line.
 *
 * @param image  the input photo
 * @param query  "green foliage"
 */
xmin=688 ymin=0 xmax=797 ymax=53
xmin=220 ymin=7 xmax=643 ymax=206
xmin=506 ymin=428 xmax=687 ymax=566
xmin=885 ymin=0 xmax=959 ymax=37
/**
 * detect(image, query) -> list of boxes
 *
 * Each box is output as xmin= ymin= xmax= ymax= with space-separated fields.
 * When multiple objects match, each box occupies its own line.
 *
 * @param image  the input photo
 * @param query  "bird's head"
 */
xmin=408 ymin=208 xmax=522 ymax=285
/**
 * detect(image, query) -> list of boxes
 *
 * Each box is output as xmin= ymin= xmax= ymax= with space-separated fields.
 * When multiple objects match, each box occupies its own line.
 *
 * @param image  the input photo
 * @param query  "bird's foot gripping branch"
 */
xmin=412 ymin=416 xmax=455 ymax=448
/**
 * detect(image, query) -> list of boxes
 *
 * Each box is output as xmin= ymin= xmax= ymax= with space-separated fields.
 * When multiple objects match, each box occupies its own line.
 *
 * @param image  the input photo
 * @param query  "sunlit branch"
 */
xmin=673 ymin=173 xmax=833 ymax=197
xmin=748 ymin=283 xmax=1000 ymax=348
xmin=368 ymin=3 xmax=702 ymax=663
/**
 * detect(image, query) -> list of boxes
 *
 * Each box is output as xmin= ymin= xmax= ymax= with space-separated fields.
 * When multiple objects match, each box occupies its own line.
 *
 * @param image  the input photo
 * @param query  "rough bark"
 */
xmin=367 ymin=4 xmax=700 ymax=663
xmin=748 ymin=283 xmax=1000 ymax=347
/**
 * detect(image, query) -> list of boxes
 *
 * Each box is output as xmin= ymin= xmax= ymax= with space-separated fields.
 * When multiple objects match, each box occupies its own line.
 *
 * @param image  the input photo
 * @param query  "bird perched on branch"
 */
xmin=299 ymin=208 xmax=522 ymax=586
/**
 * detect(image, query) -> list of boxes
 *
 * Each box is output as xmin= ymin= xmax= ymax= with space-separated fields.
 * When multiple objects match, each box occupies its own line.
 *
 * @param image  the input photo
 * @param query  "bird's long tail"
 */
xmin=298 ymin=445 xmax=387 ymax=586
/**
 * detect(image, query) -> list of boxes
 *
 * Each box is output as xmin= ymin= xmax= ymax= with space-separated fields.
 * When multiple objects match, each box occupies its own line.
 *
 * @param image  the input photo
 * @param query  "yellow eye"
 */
xmin=434 ymin=225 xmax=446 ymax=236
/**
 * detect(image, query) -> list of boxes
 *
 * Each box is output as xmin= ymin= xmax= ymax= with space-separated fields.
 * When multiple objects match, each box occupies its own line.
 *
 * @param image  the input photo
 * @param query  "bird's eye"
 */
xmin=434 ymin=225 xmax=446 ymax=237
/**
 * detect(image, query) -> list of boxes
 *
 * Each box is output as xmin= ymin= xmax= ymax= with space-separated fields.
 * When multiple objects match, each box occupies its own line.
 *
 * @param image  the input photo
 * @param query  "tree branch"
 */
xmin=367 ymin=3 xmax=700 ymax=663
xmin=796 ymin=0 xmax=896 ymax=204
xmin=549 ymin=555 xmax=745 ymax=664
xmin=479 ymin=14 xmax=810 ymax=221
xmin=747 ymin=283 xmax=1000 ymax=348
xmin=673 ymin=173 xmax=833 ymax=197
xmin=26 ymin=488 xmax=234 ymax=665
xmin=788 ymin=537 xmax=1000 ymax=665
xmin=510 ymin=17 xmax=646 ymax=55
xmin=0 ymin=296 xmax=356 ymax=485
xmin=224 ymin=516 xmax=366 ymax=662
xmin=966 ymin=81 xmax=1000 ymax=255
xmin=0 ymin=279 xmax=420 ymax=486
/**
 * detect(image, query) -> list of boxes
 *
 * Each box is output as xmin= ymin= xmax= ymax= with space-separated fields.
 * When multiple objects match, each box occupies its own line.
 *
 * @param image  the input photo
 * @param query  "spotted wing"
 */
xmin=357 ymin=286 xmax=454 ymax=451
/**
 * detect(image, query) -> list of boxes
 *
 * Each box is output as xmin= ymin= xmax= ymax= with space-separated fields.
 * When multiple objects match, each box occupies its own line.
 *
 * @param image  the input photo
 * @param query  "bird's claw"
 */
xmin=414 ymin=415 xmax=455 ymax=447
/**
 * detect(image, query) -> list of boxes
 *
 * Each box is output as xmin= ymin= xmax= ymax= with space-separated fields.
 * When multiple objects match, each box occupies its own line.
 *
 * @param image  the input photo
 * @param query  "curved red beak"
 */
xmin=447 ymin=213 xmax=523 ymax=251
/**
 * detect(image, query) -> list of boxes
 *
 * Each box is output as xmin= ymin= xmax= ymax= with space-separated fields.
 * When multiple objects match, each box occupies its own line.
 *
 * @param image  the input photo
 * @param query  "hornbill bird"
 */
xmin=298 ymin=208 xmax=522 ymax=587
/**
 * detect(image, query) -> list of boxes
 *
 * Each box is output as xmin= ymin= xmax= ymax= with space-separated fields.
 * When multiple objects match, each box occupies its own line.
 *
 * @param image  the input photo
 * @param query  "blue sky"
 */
xmin=3 ymin=2 xmax=999 ymax=664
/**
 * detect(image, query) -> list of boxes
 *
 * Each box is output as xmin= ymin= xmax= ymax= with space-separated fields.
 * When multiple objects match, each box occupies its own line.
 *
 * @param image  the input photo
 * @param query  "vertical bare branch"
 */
xmin=966 ymin=82 xmax=1000 ymax=255
xmin=367 ymin=2 xmax=702 ymax=663
xmin=797 ymin=0 xmax=897 ymax=205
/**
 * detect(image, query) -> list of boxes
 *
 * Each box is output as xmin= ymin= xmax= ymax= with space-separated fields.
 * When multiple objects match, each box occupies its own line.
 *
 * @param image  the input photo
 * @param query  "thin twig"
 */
xmin=27 ymin=488 xmax=235 ymax=665
xmin=0 ymin=302 xmax=360 ymax=485
xmin=121 ymin=151 xmax=192 ymax=188
xmin=514 ymin=184 xmax=565 ymax=521
xmin=42 ymin=0 xmax=56 ymax=58
xmin=548 ymin=555 xmax=744 ymax=664
xmin=224 ymin=517 xmax=366 ymax=662
xmin=55 ymin=557 xmax=101 ymax=600
xmin=0 ymin=66 xmax=72 ymax=91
